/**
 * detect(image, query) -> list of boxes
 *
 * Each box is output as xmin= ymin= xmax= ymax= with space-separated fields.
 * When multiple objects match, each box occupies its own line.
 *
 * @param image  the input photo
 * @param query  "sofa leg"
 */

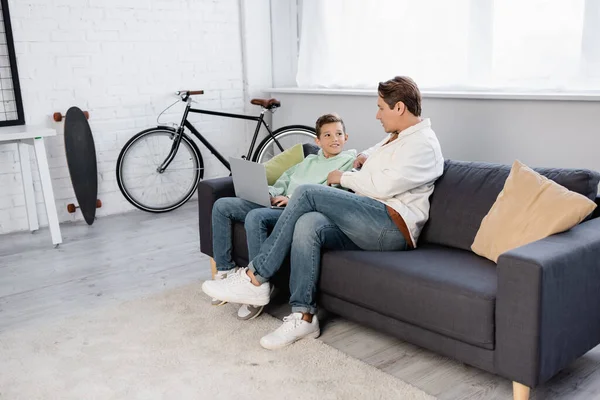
xmin=210 ymin=257 xmax=217 ymax=279
xmin=513 ymin=381 xmax=530 ymax=400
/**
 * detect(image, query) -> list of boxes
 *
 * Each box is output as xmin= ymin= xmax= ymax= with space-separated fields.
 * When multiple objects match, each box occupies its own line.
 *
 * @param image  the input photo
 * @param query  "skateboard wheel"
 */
xmin=54 ymin=111 xmax=89 ymax=122
xmin=96 ymin=199 xmax=102 ymax=208
xmin=67 ymin=203 xmax=76 ymax=213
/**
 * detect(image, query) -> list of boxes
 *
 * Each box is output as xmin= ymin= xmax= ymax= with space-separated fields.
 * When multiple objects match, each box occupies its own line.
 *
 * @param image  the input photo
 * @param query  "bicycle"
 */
xmin=116 ymin=90 xmax=317 ymax=213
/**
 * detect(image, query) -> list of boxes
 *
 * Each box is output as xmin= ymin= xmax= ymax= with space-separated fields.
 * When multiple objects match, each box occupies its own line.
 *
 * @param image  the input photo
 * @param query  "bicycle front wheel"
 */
xmin=252 ymin=125 xmax=317 ymax=163
xmin=116 ymin=127 xmax=204 ymax=213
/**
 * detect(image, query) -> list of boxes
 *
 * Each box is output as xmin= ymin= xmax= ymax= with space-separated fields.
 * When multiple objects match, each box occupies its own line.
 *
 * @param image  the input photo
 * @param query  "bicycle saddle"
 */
xmin=250 ymin=98 xmax=281 ymax=109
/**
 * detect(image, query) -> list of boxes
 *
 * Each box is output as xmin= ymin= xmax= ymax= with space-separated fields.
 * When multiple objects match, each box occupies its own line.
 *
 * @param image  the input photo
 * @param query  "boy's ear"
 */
xmin=314 ymin=137 xmax=320 ymax=146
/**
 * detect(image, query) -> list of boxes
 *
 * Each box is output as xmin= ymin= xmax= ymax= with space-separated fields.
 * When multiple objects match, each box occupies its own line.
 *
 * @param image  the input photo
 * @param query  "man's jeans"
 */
xmin=212 ymin=197 xmax=283 ymax=271
xmin=248 ymin=184 xmax=408 ymax=314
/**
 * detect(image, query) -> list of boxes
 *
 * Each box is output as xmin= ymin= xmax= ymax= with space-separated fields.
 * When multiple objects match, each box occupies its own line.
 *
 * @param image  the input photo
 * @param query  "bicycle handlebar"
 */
xmin=175 ymin=90 xmax=204 ymax=97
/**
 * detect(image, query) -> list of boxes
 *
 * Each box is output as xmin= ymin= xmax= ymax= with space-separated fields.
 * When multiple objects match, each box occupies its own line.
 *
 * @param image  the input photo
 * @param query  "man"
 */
xmin=202 ymin=76 xmax=444 ymax=349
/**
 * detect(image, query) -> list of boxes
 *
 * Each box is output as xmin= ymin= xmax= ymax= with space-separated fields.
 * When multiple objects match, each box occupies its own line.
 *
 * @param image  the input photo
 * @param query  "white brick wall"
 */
xmin=0 ymin=0 xmax=250 ymax=234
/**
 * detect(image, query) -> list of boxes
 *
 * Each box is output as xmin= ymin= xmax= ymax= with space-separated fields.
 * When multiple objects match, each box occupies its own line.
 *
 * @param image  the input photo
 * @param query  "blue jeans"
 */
xmin=212 ymin=197 xmax=283 ymax=271
xmin=248 ymin=184 xmax=408 ymax=314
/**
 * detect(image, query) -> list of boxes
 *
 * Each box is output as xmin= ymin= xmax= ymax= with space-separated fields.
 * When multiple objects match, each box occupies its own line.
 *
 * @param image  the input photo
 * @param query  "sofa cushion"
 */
xmin=420 ymin=160 xmax=600 ymax=251
xmin=319 ymin=244 xmax=498 ymax=349
xmin=264 ymin=143 xmax=304 ymax=185
xmin=472 ymin=160 xmax=597 ymax=262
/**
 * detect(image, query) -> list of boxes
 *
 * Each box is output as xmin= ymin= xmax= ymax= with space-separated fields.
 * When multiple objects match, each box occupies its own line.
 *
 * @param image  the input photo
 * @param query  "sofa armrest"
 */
xmin=592 ymin=195 xmax=600 ymax=220
xmin=495 ymin=217 xmax=600 ymax=387
xmin=197 ymin=177 xmax=235 ymax=257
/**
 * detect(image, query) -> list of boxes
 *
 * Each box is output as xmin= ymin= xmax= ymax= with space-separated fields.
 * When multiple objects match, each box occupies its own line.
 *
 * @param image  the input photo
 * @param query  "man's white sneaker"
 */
xmin=202 ymin=267 xmax=270 ymax=306
xmin=210 ymin=268 xmax=238 ymax=306
xmin=260 ymin=312 xmax=320 ymax=350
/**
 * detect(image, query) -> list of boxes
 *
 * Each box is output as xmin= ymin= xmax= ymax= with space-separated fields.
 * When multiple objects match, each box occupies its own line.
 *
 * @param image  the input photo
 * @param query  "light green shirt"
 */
xmin=269 ymin=149 xmax=357 ymax=198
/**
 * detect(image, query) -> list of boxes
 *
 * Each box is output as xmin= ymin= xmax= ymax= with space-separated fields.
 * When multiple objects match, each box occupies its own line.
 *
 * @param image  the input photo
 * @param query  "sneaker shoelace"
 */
xmin=215 ymin=267 xmax=238 ymax=280
xmin=279 ymin=313 xmax=304 ymax=333
xmin=224 ymin=267 xmax=249 ymax=284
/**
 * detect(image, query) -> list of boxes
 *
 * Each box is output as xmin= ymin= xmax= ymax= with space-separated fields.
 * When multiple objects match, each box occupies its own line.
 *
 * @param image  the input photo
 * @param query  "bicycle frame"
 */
xmin=157 ymin=97 xmax=284 ymax=173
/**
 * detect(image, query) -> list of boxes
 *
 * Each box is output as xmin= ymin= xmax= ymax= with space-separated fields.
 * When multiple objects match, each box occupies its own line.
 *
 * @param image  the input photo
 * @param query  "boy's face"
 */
xmin=316 ymin=122 xmax=348 ymax=158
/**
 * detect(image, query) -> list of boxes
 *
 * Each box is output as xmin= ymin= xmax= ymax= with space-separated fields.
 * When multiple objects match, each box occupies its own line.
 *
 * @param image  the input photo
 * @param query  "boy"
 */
xmin=209 ymin=113 xmax=356 ymax=320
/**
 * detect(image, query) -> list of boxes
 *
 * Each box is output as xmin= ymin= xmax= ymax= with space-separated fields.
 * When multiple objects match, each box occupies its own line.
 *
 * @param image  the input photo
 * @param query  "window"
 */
xmin=294 ymin=0 xmax=600 ymax=92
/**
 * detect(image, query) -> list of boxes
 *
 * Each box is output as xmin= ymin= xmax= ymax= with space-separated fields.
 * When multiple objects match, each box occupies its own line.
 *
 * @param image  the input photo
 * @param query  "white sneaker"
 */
xmin=202 ymin=267 xmax=270 ymax=306
xmin=260 ymin=312 xmax=320 ymax=350
xmin=237 ymin=286 xmax=276 ymax=320
xmin=237 ymin=304 xmax=264 ymax=320
xmin=211 ymin=268 xmax=238 ymax=306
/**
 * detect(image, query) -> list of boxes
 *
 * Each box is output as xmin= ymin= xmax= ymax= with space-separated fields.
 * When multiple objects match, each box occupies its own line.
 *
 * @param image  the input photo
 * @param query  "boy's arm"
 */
xmin=268 ymin=163 xmax=300 ymax=197
xmin=339 ymin=151 xmax=357 ymax=172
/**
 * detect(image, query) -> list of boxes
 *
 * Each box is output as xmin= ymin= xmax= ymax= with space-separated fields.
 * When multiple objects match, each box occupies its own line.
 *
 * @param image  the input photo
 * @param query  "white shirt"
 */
xmin=340 ymin=118 xmax=444 ymax=247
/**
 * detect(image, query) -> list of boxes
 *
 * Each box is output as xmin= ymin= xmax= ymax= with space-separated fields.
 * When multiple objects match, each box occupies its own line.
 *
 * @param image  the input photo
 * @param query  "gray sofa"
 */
xmin=197 ymin=154 xmax=600 ymax=398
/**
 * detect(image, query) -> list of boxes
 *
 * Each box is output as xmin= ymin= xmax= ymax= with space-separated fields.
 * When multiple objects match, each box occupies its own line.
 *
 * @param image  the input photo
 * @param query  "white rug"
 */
xmin=0 ymin=284 xmax=434 ymax=400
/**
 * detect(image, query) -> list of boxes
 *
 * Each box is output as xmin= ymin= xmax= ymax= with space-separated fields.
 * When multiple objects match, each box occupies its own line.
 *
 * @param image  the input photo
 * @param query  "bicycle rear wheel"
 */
xmin=116 ymin=127 xmax=204 ymax=213
xmin=252 ymin=125 xmax=317 ymax=163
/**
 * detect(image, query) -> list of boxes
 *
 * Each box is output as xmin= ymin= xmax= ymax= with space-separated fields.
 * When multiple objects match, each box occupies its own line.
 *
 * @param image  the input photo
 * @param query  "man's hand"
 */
xmin=270 ymin=195 xmax=289 ymax=207
xmin=327 ymin=170 xmax=344 ymax=186
xmin=353 ymin=153 xmax=368 ymax=169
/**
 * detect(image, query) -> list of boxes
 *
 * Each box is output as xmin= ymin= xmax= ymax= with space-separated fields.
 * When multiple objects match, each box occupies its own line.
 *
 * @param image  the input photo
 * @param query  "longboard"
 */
xmin=61 ymin=107 xmax=100 ymax=225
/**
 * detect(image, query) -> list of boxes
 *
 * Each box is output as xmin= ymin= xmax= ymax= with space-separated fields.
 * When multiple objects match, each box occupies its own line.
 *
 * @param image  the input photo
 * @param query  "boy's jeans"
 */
xmin=248 ymin=184 xmax=408 ymax=314
xmin=212 ymin=197 xmax=283 ymax=271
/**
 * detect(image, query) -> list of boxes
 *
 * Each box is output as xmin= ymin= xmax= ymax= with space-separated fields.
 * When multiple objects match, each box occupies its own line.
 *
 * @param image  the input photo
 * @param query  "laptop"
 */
xmin=230 ymin=157 xmax=285 ymax=209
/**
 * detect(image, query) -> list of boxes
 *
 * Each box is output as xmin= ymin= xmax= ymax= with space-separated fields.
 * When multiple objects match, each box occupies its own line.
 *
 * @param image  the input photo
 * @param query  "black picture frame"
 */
xmin=0 ymin=0 xmax=24 ymax=126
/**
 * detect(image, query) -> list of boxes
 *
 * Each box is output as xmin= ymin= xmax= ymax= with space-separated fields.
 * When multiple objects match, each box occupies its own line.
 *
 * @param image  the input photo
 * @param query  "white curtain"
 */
xmin=296 ymin=0 xmax=600 ymax=92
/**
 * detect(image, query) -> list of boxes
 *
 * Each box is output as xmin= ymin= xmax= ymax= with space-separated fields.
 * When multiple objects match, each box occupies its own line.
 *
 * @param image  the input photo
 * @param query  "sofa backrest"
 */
xmin=303 ymin=143 xmax=320 ymax=157
xmin=420 ymin=160 xmax=600 ymax=251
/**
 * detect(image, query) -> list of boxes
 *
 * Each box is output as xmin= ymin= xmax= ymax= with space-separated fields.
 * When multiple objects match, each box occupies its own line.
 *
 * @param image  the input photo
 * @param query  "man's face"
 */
xmin=316 ymin=122 xmax=348 ymax=157
xmin=376 ymin=96 xmax=400 ymax=133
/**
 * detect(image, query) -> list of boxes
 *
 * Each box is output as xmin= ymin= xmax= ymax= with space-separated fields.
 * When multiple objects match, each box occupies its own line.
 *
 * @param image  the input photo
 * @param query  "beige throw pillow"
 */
xmin=471 ymin=160 xmax=597 ymax=263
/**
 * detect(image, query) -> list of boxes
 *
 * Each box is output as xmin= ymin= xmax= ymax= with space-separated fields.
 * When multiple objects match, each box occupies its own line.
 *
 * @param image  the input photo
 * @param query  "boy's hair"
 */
xmin=378 ymin=76 xmax=422 ymax=117
xmin=315 ymin=113 xmax=345 ymax=138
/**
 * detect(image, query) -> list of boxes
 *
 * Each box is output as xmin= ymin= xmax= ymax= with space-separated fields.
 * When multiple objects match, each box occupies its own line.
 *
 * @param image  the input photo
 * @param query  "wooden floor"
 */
xmin=2 ymin=203 xmax=600 ymax=399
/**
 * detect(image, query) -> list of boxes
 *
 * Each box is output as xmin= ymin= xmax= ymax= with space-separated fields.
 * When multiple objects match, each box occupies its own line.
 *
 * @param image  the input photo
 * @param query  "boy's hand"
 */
xmin=353 ymin=153 xmax=368 ymax=169
xmin=327 ymin=170 xmax=343 ymax=186
xmin=271 ymin=196 xmax=289 ymax=207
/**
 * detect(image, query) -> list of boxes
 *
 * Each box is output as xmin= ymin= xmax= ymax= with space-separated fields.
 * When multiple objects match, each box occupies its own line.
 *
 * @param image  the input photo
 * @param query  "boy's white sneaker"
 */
xmin=260 ymin=312 xmax=320 ymax=350
xmin=237 ymin=286 xmax=276 ymax=320
xmin=237 ymin=304 xmax=265 ymax=320
xmin=210 ymin=268 xmax=238 ymax=306
xmin=202 ymin=267 xmax=270 ymax=306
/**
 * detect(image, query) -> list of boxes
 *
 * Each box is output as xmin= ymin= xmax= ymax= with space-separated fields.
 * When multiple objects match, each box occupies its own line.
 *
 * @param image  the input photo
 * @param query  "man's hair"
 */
xmin=378 ymin=76 xmax=422 ymax=117
xmin=315 ymin=113 xmax=346 ymax=138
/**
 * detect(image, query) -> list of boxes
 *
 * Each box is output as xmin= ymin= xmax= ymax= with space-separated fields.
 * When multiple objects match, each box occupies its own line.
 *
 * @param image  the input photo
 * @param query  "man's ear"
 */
xmin=395 ymin=102 xmax=406 ymax=115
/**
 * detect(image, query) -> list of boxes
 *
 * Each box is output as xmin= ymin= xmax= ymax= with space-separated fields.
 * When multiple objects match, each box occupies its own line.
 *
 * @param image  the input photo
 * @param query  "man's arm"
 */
xmin=359 ymin=137 xmax=387 ymax=158
xmin=354 ymin=135 xmax=389 ymax=168
xmin=341 ymin=143 xmax=441 ymax=199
